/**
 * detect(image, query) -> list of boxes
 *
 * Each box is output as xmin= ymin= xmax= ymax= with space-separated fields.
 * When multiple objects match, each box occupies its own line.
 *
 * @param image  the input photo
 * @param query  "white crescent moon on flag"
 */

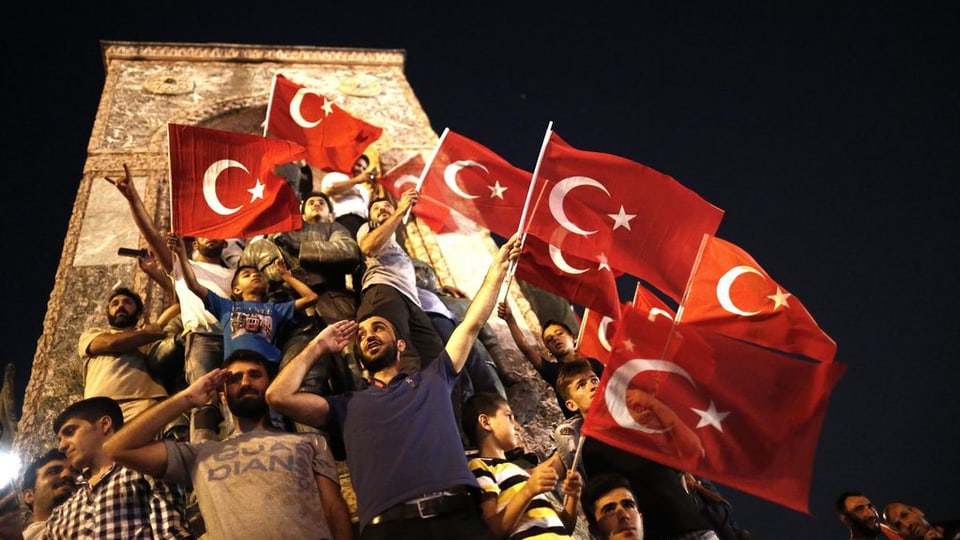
xmin=443 ymin=160 xmax=486 ymax=199
xmin=393 ymin=174 xmax=419 ymax=191
xmin=716 ymin=265 xmax=764 ymax=316
xmin=549 ymin=176 xmax=610 ymax=236
xmin=606 ymin=358 xmax=696 ymax=434
xmin=598 ymin=316 xmax=613 ymax=351
xmin=202 ymin=159 xmax=247 ymax=216
xmin=290 ymin=88 xmax=323 ymax=128
xmin=548 ymin=243 xmax=588 ymax=274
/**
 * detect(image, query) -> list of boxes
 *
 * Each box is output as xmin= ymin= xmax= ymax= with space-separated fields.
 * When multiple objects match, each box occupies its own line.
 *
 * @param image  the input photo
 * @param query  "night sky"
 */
xmin=3 ymin=3 xmax=956 ymax=538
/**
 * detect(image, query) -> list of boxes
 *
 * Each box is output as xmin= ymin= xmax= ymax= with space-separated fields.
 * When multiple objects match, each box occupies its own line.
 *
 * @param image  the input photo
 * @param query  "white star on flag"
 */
xmin=488 ymin=180 xmax=507 ymax=199
xmin=248 ymin=179 xmax=266 ymax=202
xmin=768 ymin=287 xmax=792 ymax=309
xmin=608 ymin=206 xmax=636 ymax=230
xmin=691 ymin=400 xmax=730 ymax=431
xmin=597 ymin=253 xmax=611 ymax=272
xmin=621 ymin=338 xmax=635 ymax=352
xmin=321 ymin=97 xmax=334 ymax=116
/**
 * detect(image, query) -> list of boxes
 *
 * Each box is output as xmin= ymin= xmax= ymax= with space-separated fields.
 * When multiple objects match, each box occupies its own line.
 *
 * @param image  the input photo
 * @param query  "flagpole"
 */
xmin=404 ymin=127 xmax=450 ymax=224
xmin=673 ymin=233 xmax=710 ymax=325
xmin=263 ymin=74 xmax=280 ymax=137
xmin=575 ymin=308 xmax=590 ymax=353
xmin=562 ymin=434 xmax=587 ymax=507
xmin=500 ymin=121 xmax=554 ymax=302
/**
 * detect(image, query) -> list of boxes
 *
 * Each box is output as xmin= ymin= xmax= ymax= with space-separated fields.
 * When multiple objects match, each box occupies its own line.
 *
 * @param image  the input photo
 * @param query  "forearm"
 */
xmin=282 ymin=273 xmax=319 ymax=309
xmin=88 ymin=329 xmax=166 ymax=355
xmin=107 ymin=393 xmax=192 ymax=456
xmin=265 ymin=338 xmax=331 ymax=425
xmin=126 ymin=196 xmax=175 ymax=272
xmin=358 ymin=215 xmax=401 ymax=255
xmin=318 ymin=477 xmax=355 ymax=540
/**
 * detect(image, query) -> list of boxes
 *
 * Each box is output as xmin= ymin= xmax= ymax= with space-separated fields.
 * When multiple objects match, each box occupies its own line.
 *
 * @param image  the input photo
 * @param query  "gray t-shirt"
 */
xmin=164 ymin=428 xmax=338 ymax=540
xmin=356 ymin=222 xmax=420 ymax=306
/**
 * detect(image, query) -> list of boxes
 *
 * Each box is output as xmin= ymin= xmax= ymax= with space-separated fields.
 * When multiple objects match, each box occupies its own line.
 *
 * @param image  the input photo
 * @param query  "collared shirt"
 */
xmin=44 ymin=464 xmax=192 ymax=539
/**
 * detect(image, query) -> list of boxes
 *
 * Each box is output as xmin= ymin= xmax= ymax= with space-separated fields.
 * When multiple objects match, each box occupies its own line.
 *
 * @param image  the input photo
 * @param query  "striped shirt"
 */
xmin=44 ymin=464 xmax=191 ymax=539
xmin=469 ymin=457 xmax=570 ymax=540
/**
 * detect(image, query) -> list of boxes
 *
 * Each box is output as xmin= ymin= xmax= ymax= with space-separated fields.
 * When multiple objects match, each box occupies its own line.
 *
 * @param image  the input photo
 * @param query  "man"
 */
xmin=78 ymin=287 xmax=171 ymax=422
xmin=104 ymin=335 xmax=356 ymax=540
xmin=18 ymin=450 xmax=78 ymax=540
xmin=267 ymin=234 xmax=522 ymax=539
xmin=883 ymin=501 xmax=960 ymax=540
xmin=836 ymin=491 xmax=894 ymax=540
xmin=242 ymin=191 xmax=365 ymax=396
xmin=581 ymin=473 xmax=644 ymax=540
xmin=355 ymin=189 xmax=444 ymax=374
xmin=498 ymin=302 xmax=604 ymax=418
xmin=45 ymin=396 xmax=191 ymax=539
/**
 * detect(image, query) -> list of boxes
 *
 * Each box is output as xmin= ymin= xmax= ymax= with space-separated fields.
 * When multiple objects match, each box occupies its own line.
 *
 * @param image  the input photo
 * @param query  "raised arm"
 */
xmin=358 ymin=189 xmax=416 ymax=256
xmin=274 ymin=257 xmax=319 ymax=312
xmin=446 ymin=235 xmax=521 ymax=373
xmin=266 ymin=319 xmax=357 ymax=426
xmin=104 ymin=368 xmax=230 ymax=477
xmin=166 ymin=234 xmax=207 ymax=301
xmin=106 ymin=163 xmax=174 ymax=273
xmin=497 ymin=300 xmax=544 ymax=371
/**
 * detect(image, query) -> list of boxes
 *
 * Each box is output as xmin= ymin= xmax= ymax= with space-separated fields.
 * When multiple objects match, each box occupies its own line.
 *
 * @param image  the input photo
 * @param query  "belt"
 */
xmin=368 ymin=488 xmax=475 ymax=526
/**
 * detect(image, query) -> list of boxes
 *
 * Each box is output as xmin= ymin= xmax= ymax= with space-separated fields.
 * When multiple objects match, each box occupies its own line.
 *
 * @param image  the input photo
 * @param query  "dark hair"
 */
xmin=301 ymin=191 xmax=333 ymax=215
xmin=108 ymin=286 xmax=143 ymax=315
xmin=541 ymin=319 xmax=574 ymax=340
xmin=881 ymin=500 xmax=911 ymax=523
xmin=53 ymin=396 xmax=124 ymax=435
xmin=582 ymin=473 xmax=636 ymax=528
xmin=461 ymin=392 xmax=509 ymax=448
xmin=367 ymin=194 xmax=395 ymax=215
xmin=222 ymin=349 xmax=278 ymax=379
xmin=230 ymin=265 xmax=261 ymax=299
xmin=20 ymin=449 xmax=68 ymax=496
xmin=556 ymin=359 xmax=598 ymax=402
xmin=835 ymin=490 xmax=867 ymax=514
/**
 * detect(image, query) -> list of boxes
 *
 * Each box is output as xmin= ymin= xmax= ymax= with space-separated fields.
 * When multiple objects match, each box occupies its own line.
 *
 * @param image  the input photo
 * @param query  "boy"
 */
xmin=463 ymin=392 xmax=581 ymax=539
xmin=553 ymin=360 xmax=600 ymax=477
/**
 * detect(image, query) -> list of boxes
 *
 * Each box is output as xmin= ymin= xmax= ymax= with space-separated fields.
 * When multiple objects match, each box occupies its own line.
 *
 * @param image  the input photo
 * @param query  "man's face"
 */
xmin=564 ymin=372 xmax=600 ymax=415
xmin=302 ymin=196 xmax=333 ymax=223
xmin=25 ymin=459 xmax=77 ymax=514
xmin=369 ymin=199 xmax=395 ymax=226
xmin=223 ymin=360 xmax=270 ymax=420
xmin=193 ymin=237 xmax=227 ymax=259
xmin=543 ymin=323 xmax=575 ymax=358
xmin=842 ymin=495 xmax=882 ymax=535
xmin=485 ymin=404 xmax=520 ymax=451
xmin=106 ymin=294 xmax=139 ymax=328
xmin=592 ymin=487 xmax=643 ymax=540
xmin=352 ymin=156 xmax=370 ymax=177
xmin=885 ymin=503 xmax=931 ymax=540
xmin=56 ymin=418 xmax=106 ymax=471
xmin=357 ymin=316 xmax=401 ymax=373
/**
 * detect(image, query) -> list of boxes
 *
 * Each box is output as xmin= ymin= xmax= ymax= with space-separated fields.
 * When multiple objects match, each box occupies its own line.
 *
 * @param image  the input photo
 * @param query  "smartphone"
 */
xmin=117 ymin=247 xmax=149 ymax=258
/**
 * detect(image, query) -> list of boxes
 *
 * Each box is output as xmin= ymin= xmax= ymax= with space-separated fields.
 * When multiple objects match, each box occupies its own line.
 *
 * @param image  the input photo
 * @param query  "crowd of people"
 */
xmin=2 ymin=150 xmax=947 ymax=540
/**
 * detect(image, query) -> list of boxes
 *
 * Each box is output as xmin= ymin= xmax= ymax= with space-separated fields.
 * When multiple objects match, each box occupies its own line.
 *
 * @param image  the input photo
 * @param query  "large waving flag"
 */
xmin=582 ymin=303 xmax=846 ymax=514
xmin=376 ymin=153 xmax=456 ymax=233
xmin=535 ymin=131 xmax=724 ymax=302
xmin=418 ymin=129 xmax=533 ymax=239
xmin=168 ymin=123 xmax=307 ymax=239
xmin=678 ymin=235 xmax=837 ymax=363
xmin=266 ymin=74 xmax=382 ymax=172
xmin=577 ymin=284 xmax=678 ymax=364
xmin=513 ymin=234 xmax=622 ymax=320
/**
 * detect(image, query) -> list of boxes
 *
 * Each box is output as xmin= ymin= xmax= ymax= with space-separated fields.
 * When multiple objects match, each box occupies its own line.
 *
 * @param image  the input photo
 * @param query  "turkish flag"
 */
xmin=536 ymin=131 xmax=724 ymax=302
xmin=376 ymin=154 xmax=456 ymax=233
xmin=582 ymin=304 xmax=846 ymax=513
xmin=168 ymin=123 xmax=306 ymax=239
xmin=266 ymin=74 xmax=382 ymax=173
xmin=679 ymin=235 xmax=837 ymax=363
xmin=514 ymin=234 xmax=622 ymax=320
xmin=576 ymin=307 xmax=622 ymax=364
xmin=418 ymin=130 xmax=533 ymax=239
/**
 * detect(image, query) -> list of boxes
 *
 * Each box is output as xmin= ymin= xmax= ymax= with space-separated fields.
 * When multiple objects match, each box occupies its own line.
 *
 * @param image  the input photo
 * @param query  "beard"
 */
xmin=108 ymin=310 xmax=138 ymax=328
xmin=196 ymin=242 xmax=224 ymax=259
xmin=361 ymin=342 xmax=398 ymax=374
xmin=226 ymin=390 xmax=269 ymax=420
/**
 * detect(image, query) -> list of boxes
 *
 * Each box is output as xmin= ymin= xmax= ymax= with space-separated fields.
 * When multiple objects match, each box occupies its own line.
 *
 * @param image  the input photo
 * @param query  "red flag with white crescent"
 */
xmin=266 ymin=74 xmax=382 ymax=173
xmin=168 ymin=123 xmax=306 ymax=239
xmin=582 ymin=303 xmax=846 ymax=514
xmin=535 ymin=131 xmax=724 ymax=302
xmin=679 ymin=235 xmax=837 ymax=363
xmin=377 ymin=154 xmax=456 ymax=233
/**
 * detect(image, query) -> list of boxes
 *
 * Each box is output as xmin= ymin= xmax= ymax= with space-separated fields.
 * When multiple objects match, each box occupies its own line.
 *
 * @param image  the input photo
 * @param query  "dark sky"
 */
xmin=3 ymin=3 xmax=957 ymax=538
